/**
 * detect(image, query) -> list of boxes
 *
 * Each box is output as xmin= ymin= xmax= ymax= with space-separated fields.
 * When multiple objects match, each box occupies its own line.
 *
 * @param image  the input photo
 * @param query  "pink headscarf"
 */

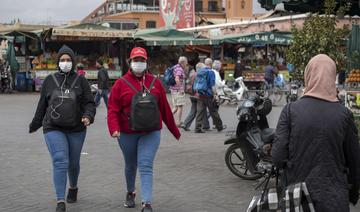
xmin=303 ymin=54 xmax=338 ymax=102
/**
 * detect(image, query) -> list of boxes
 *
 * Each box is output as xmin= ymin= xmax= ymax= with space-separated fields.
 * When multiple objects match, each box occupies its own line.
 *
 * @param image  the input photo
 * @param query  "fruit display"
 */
xmin=32 ymin=54 xmax=57 ymax=70
xmin=346 ymin=69 xmax=360 ymax=83
xmin=32 ymin=53 xmax=116 ymax=70
xmin=222 ymin=63 xmax=235 ymax=70
xmin=345 ymin=91 xmax=360 ymax=135
xmin=243 ymin=71 xmax=265 ymax=82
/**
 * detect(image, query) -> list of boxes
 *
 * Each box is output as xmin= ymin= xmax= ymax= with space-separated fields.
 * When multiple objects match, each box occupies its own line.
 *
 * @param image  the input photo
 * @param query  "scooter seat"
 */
xmin=261 ymin=128 xmax=275 ymax=144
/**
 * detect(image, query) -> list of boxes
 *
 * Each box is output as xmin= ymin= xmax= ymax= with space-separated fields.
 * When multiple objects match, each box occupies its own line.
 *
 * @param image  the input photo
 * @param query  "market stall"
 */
xmin=133 ymin=28 xmax=220 ymax=91
xmin=32 ymin=23 xmax=133 ymax=90
xmin=343 ymin=25 xmax=360 ymax=133
xmin=0 ymin=30 xmax=44 ymax=91
xmin=217 ymin=31 xmax=293 ymax=89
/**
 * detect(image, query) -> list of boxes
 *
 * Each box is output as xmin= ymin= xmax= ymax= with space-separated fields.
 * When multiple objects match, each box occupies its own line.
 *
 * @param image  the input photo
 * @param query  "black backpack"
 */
xmin=121 ymin=77 xmax=160 ymax=131
xmin=46 ymin=74 xmax=80 ymax=128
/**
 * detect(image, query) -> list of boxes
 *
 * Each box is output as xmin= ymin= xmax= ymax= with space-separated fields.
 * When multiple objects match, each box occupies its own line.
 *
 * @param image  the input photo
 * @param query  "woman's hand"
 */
xmin=112 ymin=131 xmax=120 ymax=138
xmin=81 ymin=117 xmax=91 ymax=126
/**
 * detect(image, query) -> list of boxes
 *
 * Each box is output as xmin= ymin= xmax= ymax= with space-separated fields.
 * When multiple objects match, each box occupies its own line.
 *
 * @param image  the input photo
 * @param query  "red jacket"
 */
xmin=107 ymin=72 xmax=181 ymax=140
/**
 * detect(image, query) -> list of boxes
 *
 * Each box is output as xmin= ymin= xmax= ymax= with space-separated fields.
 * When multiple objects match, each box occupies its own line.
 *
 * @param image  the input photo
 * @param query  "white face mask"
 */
xmin=131 ymin=62 xmax=147 ymax=74
xmin=59 ymin=61 xmax=72 ymax=73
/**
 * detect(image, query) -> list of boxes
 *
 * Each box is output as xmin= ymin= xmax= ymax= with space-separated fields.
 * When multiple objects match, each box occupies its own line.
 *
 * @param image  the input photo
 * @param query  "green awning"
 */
xmin=348 ymin=25 xmax=360 ymax=69
xmin=219 ymin=31 xmax=293 ymax=45
xmin=134 ymin=28 xmax=218 ymax=46
xmin=1 ymin=30 xmax=39 ymax=40
xmin=6 ymin=42 xmax=19 ymax=72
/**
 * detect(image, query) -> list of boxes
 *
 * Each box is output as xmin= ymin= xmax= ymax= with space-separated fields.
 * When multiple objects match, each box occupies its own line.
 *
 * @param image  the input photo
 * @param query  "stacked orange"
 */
xmin=346 ymin=69 xmax=360 ymax=83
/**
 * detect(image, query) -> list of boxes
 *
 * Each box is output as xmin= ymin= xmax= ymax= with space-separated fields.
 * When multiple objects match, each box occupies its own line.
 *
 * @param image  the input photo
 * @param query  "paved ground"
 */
xmin=0 ymin=93 xmax=359 ymax=212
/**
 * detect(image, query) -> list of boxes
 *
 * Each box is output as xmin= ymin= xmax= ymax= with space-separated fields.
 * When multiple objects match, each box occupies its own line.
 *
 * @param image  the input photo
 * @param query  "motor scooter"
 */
xmin=286 ymin=80 xmax=301 ymax=103
xmin=218 ymin=76 xmax=248 ymax=105
xmin=224 ymin=93 xmax=275 ymax=180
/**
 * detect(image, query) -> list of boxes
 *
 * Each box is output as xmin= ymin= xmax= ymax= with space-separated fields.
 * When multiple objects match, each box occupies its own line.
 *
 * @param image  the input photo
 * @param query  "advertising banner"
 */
xmin=159 ymin=0 xmax=195 ymax=29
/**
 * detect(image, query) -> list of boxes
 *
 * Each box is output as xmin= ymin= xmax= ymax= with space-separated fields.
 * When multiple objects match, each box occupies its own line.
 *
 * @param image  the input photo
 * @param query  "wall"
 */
xmin=185 ymin=15 xmax=360 ymax=38
xmin=103 ymin=11 xmax=160 ymax=29
xmin=225 ymin=0 xmax=253 ymax=18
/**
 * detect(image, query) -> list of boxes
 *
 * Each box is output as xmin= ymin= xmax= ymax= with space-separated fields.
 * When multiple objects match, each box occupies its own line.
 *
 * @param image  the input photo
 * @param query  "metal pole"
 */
xmin=221 ymin=44 xmax=224 ymax=61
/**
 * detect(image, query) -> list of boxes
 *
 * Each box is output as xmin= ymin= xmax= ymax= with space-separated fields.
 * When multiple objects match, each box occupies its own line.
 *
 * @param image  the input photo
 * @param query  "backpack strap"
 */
xmin=70 ymin=75 xmax=80 ymax=89
xmin=121 ymin=78 xmax=139 ymax=92
xmin=149 ymin=77 xmax=157 ymax=90
xmin=51 ymin=73 xmax=60 ymax=88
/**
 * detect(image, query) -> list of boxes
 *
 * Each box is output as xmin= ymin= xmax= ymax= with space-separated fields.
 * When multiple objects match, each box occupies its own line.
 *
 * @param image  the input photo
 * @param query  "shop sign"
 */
xmin=159 ymin=0 xmax=195 ymax=29
xmin=51 ymin=36 xmax=119 ymax=41
xmin=52 ymin=28 xmax=133 ymax=38
xmin=238 ymin=33 xmax=293 ymax=45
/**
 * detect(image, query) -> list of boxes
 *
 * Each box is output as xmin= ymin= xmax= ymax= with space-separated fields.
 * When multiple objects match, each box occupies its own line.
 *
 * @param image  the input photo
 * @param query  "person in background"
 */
xmin=76 ymin=63 xmax=85 ymax=76
xmin=107 ymin=47 xmax=181 ymax=212
xmin=29 ymin=45 xmax=96 ymax=212
xmin=194 ymin=58 xmax=225 ymax=133
xmin=94 ymin=59 xmax=110 ymax=109
xmin=234 ymin=58 xmax=245 ymax=79
xmin=182 ymin=62 xmax=209 ymax=131
xmin=170 ymin=56 xmax=187 ymax=127
xmin=272 ymin=54 xmax=360 ymax=211
xmin=212 ymin=60 xmax=225 ymax=110
xmin=264 ymin=60 xmax=278 ymax=87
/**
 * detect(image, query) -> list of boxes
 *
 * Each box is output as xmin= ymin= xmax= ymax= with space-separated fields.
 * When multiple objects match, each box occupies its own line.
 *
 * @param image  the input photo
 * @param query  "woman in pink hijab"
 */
xmin=272 ymin=54 xmax=360 ymax=211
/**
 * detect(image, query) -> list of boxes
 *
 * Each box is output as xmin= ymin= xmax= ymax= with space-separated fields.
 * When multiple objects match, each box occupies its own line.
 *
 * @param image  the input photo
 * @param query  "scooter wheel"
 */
xmin=225 ymin=143 xmax=263 ymax=180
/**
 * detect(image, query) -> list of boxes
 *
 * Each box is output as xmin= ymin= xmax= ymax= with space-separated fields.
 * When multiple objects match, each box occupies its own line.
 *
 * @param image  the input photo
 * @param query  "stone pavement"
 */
xmin=0 ymin=93 xmax=359 ymax=212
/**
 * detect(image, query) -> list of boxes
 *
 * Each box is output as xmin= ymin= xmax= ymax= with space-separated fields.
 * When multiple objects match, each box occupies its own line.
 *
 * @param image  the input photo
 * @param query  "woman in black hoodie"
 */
xmin=272 ymin=54 xmax=360 ymax=211
xmin=29 ymin=45 xmax=96 ymax=212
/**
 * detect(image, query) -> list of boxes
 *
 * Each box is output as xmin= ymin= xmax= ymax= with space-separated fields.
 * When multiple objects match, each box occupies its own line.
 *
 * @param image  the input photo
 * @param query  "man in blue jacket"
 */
xmin=194 ymin=58 xmax=225 ymax=133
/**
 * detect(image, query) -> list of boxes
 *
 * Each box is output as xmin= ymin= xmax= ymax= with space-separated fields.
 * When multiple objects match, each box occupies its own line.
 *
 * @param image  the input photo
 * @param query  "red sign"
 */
xmin=159 ymin=0 xmax=195 ymax=29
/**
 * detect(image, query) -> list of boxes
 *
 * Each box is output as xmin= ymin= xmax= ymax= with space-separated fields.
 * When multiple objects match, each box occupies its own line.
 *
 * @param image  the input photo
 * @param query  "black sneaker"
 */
xmin=217 ymin=125 xmax=227 ymax=132
xmin=56 ymin=202 xmax=66 ymax=212
xmin=124 ymin=192 xmax=136 ymax=208
xmin=195 ymin=129 xmax=205 ymax=133
xmin=66 ymin=188 xmax=78 ymax=203
xmin=141 ymin=203 xmax=153 ymax=212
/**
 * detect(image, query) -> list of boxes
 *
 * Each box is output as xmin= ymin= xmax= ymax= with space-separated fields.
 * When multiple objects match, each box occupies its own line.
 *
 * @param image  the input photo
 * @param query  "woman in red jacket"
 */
xmin=107 ymin=47 xmax=180 ymax=212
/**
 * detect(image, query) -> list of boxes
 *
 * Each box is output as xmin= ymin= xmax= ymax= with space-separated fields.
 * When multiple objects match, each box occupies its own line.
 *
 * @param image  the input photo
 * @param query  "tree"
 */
xmin=286 ymin=0 xmax=350 ymax=80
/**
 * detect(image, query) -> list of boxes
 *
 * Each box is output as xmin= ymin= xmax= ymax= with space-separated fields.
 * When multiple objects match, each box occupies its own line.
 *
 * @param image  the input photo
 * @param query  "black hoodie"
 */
xmin=29 ymin=45 xmax=96 ymax=133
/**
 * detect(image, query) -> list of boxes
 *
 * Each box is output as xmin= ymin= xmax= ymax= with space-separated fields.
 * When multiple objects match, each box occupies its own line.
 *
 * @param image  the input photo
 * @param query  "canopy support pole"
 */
xmin=221 ymin=44 xmax=224 ymax=61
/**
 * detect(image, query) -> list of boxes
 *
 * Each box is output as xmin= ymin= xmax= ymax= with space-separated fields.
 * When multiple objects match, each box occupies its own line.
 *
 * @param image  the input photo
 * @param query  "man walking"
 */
xmin=211 ymin=60 xmax=225 ymax=114
xmin=182 ymin=62 xmax=210 ymax=131
xmin=170 ymin=56 xmax=187 ymax=127
xmin=94 ymin=59 xmax=110 ymax=109
xmin=194 ymin=58 xmax=225 ymax=133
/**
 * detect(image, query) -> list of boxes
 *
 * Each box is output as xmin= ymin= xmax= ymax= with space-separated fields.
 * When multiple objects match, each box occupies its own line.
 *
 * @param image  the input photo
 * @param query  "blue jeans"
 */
xmin=118 ymin=131 xmax=161 ymax=204
xmin=44 ymin=130 xmax=86 ymax=201
xmin=95 ymin=89 xmax=109 ymax=108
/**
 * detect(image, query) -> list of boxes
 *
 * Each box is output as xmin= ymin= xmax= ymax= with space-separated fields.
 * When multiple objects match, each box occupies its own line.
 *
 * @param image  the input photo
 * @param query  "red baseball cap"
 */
xmin=129 ymin=47 xmax=148 ymax=60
